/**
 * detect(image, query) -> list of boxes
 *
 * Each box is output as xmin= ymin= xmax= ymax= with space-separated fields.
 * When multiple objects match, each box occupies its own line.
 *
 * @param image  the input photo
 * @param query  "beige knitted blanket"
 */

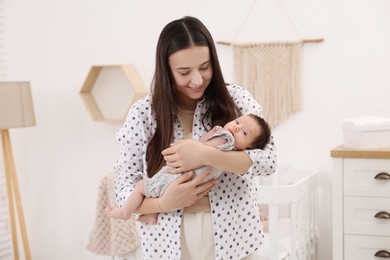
xmin=86 ymin=172 xmax=140 ymax=256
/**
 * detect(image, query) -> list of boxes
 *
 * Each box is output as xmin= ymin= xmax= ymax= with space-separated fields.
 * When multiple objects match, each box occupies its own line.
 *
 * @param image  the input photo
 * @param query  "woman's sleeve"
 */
xmin=228 ymin=84 xmax=277 ymax=177
xmin=113 ymin=101 xmax=149 ymax=208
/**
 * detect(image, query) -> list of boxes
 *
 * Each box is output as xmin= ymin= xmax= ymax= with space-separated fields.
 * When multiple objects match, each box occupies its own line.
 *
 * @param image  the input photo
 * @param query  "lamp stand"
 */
xmin=1 ymin=129 xmax=31 ymax=260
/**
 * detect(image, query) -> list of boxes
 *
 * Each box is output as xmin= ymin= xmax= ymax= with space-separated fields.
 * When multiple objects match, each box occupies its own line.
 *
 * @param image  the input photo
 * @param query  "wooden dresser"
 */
xmin=331 ymin=146 xmax=390 ymax=260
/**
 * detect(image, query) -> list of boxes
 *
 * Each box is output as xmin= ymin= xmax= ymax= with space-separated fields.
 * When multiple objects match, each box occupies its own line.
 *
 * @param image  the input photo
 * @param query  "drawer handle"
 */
xmin=374 ymin=211 xmax=390 ymax=219
xmin=374 ymin=172 xmax=390 ymax=180
xmin=374 ymin=250 xmax=390 ymax=258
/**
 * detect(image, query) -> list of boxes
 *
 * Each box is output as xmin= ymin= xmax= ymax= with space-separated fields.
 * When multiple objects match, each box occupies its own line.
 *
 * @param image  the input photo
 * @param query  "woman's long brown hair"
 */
xmin=147 ymin=16 xmax=240 ymax=177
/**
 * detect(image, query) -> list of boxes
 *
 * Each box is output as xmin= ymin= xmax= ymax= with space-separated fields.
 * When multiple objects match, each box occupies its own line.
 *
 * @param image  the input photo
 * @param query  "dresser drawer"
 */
xmin=344 ymin=158 xmax=390 ymax=197
xmin=345 ymin=235 xmax=390 ymax=260
xmin=344 ymin=196 xmax=390 ymax=236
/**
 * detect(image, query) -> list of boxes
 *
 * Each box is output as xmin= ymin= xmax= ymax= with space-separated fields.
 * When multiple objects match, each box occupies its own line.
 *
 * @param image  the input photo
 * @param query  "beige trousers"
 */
xmin=180 ymin=212 xmax=257 ymax=260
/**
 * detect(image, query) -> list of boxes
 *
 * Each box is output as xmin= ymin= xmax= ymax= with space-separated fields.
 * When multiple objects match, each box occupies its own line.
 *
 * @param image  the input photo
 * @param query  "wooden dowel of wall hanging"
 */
xmin=216 ymin=38 xmax=324 ymax=46
xmin=216 ymin=41 xmax=232 ymax=46
xmin=303 ymin=38 xmax=324 ymax=43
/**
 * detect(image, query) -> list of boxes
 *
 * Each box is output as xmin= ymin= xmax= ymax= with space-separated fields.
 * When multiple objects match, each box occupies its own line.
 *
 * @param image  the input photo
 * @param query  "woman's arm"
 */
xmin=162 ymin=139 xmax=252 ymax=174
xmin=204 ymin=146 xmax=252 ymax=174
xmin=161 ymin=137 xmax=276 ymax=176
xmin=134 ymin=170 xmax=218 ymax=214
xmin=114 ymin=105 xmax=146 ymax=208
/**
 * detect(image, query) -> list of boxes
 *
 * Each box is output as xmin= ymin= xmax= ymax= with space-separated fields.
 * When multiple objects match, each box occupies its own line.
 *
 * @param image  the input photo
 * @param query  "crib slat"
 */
xmin=257 ymin=169 xmax=319 ymax=260
xmin=268 ymin=205 xmax=279 ymax=260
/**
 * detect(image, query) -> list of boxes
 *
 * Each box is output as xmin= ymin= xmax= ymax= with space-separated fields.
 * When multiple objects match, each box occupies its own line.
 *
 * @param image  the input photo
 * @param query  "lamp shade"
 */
xmin=0 ymin=82 xmax=36 ymax=129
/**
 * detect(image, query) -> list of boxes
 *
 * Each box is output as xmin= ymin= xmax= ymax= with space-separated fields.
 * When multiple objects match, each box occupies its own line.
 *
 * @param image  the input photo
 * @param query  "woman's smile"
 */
xmin=169 ymin=46 xmax=212 ymax=107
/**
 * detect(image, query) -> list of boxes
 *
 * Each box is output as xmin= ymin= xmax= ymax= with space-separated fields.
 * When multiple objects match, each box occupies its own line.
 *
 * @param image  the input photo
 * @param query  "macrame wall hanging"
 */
xmin=217 ymin=0 xmax=323 ymax=128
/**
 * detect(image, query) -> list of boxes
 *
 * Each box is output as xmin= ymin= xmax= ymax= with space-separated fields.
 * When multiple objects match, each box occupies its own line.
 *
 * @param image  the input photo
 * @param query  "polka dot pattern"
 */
xmin=114 ymin=84 xmax=277 ymax=259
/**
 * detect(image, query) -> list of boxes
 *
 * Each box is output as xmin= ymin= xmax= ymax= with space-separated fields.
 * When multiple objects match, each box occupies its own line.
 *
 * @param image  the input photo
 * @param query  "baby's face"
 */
xmin=223 ymin=115 xmax=261 ymax=150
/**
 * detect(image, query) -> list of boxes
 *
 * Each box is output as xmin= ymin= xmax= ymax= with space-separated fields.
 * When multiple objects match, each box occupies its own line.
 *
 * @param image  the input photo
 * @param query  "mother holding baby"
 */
xmin=114 ymin=16 xmax=277 ymax=260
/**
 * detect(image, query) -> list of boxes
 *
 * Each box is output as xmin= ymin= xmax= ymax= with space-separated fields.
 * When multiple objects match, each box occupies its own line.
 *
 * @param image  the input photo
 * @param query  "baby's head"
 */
xmin=224 ymin=114 xmax=271 ymax=151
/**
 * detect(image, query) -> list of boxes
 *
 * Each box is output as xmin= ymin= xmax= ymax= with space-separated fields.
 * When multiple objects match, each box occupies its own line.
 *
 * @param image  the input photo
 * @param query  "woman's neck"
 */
xmin=174 ymin=90 xmax=199 ymax=111
xmin=177 ymin=101 xmax=197 ymax=112
xmin=177 ymin=106 xmax=194 ymax=139
xmin=177 ymin=105 xmax=195 ymax=113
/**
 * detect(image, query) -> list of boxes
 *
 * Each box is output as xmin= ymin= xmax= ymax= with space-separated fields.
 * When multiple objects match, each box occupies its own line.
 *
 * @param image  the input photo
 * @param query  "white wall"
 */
xmin=3 ymin=0 xmax=390 ymax=259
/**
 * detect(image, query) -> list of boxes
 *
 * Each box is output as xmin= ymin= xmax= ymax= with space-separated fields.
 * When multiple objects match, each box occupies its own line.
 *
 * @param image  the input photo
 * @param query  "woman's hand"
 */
xmin=158 ymin=169 xmax=218 ymax=211
xmin=162 ymin=139 xmax=212 ymax=173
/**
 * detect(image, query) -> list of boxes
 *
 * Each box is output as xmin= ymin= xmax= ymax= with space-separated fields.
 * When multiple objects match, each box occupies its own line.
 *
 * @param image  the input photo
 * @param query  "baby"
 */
xmin=106 ymin=114 xmax=271 ymax=223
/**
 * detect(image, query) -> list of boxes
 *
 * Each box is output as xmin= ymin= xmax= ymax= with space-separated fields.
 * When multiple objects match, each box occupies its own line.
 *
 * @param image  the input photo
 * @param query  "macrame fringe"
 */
xmin=233 ymin=41 xmax=303 ymax=128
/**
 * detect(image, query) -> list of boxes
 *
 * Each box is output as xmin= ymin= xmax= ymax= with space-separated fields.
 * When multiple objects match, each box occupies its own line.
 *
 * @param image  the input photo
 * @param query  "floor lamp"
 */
xmin=0 ymin=82 xmax=36 ymax=260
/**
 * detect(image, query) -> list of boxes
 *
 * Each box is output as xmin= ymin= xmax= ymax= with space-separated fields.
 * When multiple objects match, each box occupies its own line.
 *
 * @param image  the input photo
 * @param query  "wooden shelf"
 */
xmin=330 ymin=145 xmax=390 ymax=159
xmin=79 ymin=65 xmax=147 ymax=124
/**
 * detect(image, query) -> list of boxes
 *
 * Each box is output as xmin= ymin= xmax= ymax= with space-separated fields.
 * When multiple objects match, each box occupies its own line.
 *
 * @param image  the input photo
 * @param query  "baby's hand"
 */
xmin=213 ymin=125 xmax=222 ymax=131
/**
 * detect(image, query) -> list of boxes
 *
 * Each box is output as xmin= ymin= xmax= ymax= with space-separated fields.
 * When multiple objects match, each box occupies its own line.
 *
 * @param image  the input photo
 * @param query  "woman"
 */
xmin=114 ymin=16 xmax=277 ymax=260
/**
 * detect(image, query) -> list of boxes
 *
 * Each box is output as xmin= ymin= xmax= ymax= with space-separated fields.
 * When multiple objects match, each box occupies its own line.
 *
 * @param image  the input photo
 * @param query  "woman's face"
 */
xmin=169 ymin=46 xmax=213 ymax=110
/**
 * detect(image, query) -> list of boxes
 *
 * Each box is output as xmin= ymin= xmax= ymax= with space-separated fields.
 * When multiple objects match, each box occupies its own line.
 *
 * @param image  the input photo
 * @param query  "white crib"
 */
xmin=256 ymin=167 xmax=319 ymax=260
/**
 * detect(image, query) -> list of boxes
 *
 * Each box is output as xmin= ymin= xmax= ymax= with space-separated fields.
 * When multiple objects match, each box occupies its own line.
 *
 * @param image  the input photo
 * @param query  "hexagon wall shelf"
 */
xmin=79 ymin=64 xmax=148 ymax=124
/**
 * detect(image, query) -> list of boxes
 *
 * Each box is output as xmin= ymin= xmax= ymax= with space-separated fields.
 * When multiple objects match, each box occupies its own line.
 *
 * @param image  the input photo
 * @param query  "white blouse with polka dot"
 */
xmin=114 ymin=84 xmax=277 ymax=260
